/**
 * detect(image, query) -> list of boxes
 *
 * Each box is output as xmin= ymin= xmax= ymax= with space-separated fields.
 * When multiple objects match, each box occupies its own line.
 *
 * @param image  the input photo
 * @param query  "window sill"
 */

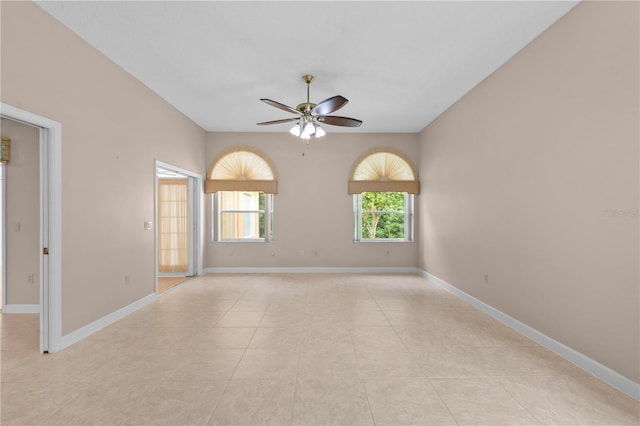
xmin=353 ymin=239 xmax=413 ymax=243
xmin=215 ymin=239 xmax=270 ymax=243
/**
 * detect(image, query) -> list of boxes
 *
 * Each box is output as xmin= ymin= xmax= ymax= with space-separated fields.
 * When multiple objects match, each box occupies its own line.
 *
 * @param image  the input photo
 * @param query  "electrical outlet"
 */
xmin=28 ymin=274 xmax=34 ymax=284
xmin=314 ymin=250 xmax=319 ymax=257
xmin=386 ymin=250 xmax=390 ymax=256
xmin=124 ymin=274 xmax=130 ymax=285
xmin=484 ymin=274 xmax=489 ymax=283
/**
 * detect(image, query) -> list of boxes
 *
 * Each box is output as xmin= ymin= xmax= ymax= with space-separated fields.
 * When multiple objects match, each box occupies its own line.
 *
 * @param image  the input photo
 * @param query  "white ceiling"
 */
xmin=35 ymin=1 xmax=578 ymax=134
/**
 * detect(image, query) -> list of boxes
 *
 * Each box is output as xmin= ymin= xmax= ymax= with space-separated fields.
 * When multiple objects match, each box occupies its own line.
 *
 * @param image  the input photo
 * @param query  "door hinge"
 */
xmin=43 ymin=248 xmax=49 ymax=255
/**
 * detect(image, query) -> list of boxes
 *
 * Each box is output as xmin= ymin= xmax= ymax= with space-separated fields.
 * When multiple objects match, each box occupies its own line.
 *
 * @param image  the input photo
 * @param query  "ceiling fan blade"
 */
xmin=311 ymin=95 xmax=348 ymax=116
xmin=318 ymin=115 xmax=363 ymax=127
xmin=260 ymin=99 xmax=301 ymax=115
xmin=257 ymin=118 xmax=300 ymax=126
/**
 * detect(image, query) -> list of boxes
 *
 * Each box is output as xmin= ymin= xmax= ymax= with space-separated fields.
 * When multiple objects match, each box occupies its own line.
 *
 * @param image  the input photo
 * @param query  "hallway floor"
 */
xmin=1 ymin=274 xmax=638 ymax=425
xmin=158 ymin=276 xmax=192 ymax=294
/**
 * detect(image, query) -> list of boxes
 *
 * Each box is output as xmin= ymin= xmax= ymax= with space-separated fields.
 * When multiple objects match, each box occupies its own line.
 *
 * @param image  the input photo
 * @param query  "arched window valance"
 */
xmin=348 ymin=148 xmax=420 ymax=194
xmin=205 ymin=146 xmax=278 ymax=194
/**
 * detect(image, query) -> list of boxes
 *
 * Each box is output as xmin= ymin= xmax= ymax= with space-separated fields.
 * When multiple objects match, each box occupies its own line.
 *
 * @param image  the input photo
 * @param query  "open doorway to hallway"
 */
xmin=155 ymin=162 xmax=201 ymax=294
xmin=1 ymin=103 xmax=62 ymax=354
xmin=1 ymin=120 xmax=40 ymax=313
xmin=0 ymin=158 xmax=4 ymax=311
xmin=0 ymin=160 xmax=3 ymax=311
xmin=1 ymin=118 xmax=41 ymax=350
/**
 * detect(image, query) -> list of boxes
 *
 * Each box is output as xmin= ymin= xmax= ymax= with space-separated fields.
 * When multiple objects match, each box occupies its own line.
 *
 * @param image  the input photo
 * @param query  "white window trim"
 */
xmin=212 ymin=192 xmax=273 ymax=242
xmin=353 ymin=192 xmax=413 ymax=242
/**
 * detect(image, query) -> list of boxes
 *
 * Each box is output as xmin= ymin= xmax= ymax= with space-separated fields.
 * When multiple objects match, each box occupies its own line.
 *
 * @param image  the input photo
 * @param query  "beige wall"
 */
xmin=1 ymin=2 xmax=207 ymax=334
xmin=205 ymin=132 xmax=419 ymax=268
xmin=1 ymin=118 xmax=40 ymax=305
xmin=418 ymin=1 xmax=639 ymax=382
xmin=2 ymin=0 xmax=636 ymax=386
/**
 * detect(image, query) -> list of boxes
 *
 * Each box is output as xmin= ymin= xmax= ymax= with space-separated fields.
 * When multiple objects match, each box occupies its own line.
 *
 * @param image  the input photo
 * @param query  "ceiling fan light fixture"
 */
xmin=302 ymin=121 xmax=315 ymax=136
xmin=315 ymin=125 xmax=326 ymax=138
xmin=300 ymin=132 xmax=311 ymax=140
xmin=289 ymin=123 xmax=301 ymax=136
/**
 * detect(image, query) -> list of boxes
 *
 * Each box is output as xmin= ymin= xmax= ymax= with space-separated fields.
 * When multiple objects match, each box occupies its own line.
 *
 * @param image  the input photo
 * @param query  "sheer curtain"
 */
xmin=158 ymin=178 xmax=189 ymax=273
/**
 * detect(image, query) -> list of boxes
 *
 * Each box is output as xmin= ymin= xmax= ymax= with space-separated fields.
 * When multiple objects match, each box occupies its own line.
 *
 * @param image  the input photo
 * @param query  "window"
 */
xmin=214 ymin=191 xmax=273 ymax=242
xmin=205 ymin=146 xmax=278 ymax=243
xmin=158 ymin=178 xmax=190 ymax=271
xmin=354 ymin=192 xmax=413 ymax=241
xmin=349 ymin=148 xmax=419 ymax=242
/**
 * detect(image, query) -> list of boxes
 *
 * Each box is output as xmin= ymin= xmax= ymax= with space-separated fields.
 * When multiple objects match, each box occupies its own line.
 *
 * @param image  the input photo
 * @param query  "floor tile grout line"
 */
xmin=204 ymin=283 xmax=260 ymax=426
xmin=368 ymin=286 xmax=419 ymax=361
xmin=346 ymin=291 xmax=377 ymax=426
xmin=288 ymin=324 xmax=304 ymax=426
xmin=495 ymin=376 xmax=545 ymax=426
xmin=116 ymin=377 xmax=169 ymax=426
xmin=369 ymin=281 xmax=459 ymax=426
xmin=203 ymin=378 xmax=233 ymax=426
xmin=426 ymin=377 xmax=461 ymax=426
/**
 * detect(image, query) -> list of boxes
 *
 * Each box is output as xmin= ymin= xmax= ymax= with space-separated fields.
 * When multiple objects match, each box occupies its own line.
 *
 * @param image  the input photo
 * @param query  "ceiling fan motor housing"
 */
xmin=296 ymin=102 xmax=316 ymax=114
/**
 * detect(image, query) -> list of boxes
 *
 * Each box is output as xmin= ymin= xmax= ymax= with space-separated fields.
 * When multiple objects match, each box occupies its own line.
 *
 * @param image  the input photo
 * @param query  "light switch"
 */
xmin=144 ymin=221 xmax=153 ymax=230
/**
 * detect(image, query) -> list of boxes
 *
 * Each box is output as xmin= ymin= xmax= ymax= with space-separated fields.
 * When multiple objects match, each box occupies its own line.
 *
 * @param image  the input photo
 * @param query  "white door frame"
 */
xmin=1 ymin=163 xmax=5 ymax=312
xmin=154 ymin=161 xmax=202 ymax=289
xmin=1 ymin=103 xmax=62 ymax=353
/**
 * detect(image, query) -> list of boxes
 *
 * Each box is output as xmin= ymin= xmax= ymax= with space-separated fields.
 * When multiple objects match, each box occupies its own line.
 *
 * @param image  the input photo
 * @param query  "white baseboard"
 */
xmin=60 ymin=293 xmax=157 ymax=350
xmin=204 ymin=266 xmax=421 ymax=274
xmin=420 ymin=270 xmax=640 ymax=401
xmin=4 ymin=304 xmax=40 ymax=314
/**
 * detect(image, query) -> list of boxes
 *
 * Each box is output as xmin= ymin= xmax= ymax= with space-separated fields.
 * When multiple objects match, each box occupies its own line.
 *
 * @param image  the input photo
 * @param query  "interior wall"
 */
xmin=205 ymin=132 xmax=419 ymax=269
xmin=418 ymin=1 xmax=639 ymax=383
xmin=1 ymin=118 xmax=40 ymax=305
xmin=1 ymin=2 xmax=207 ymax=335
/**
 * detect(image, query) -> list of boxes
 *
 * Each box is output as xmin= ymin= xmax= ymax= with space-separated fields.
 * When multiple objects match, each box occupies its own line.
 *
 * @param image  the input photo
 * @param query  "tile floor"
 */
xmin=1 ymin=273 xmax=638 ymax=425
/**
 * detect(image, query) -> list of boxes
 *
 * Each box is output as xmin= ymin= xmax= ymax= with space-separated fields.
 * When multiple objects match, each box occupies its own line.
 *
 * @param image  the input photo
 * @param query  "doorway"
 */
xmin=1 ymin=103 xmax=62 ymax=354
xmin=0 ymin=159 xmax=4 ymax=312
xmin=155 ymin=161 xmax=201 ymax=293
xmin=1 ymin=119 xmax=40 ymax=320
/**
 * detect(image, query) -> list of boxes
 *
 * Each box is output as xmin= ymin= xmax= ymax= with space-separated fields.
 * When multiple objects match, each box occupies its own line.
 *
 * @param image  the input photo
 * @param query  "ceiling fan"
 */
xmin=257 ymin=75 xmax=362 ymax=140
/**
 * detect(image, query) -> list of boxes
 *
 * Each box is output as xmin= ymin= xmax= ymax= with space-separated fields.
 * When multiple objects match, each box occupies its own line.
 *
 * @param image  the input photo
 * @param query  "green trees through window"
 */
xmin=361 ymin=192 xmax=405 ymax=239
xmin=356 ymin=192 xmax=411 ymax=241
